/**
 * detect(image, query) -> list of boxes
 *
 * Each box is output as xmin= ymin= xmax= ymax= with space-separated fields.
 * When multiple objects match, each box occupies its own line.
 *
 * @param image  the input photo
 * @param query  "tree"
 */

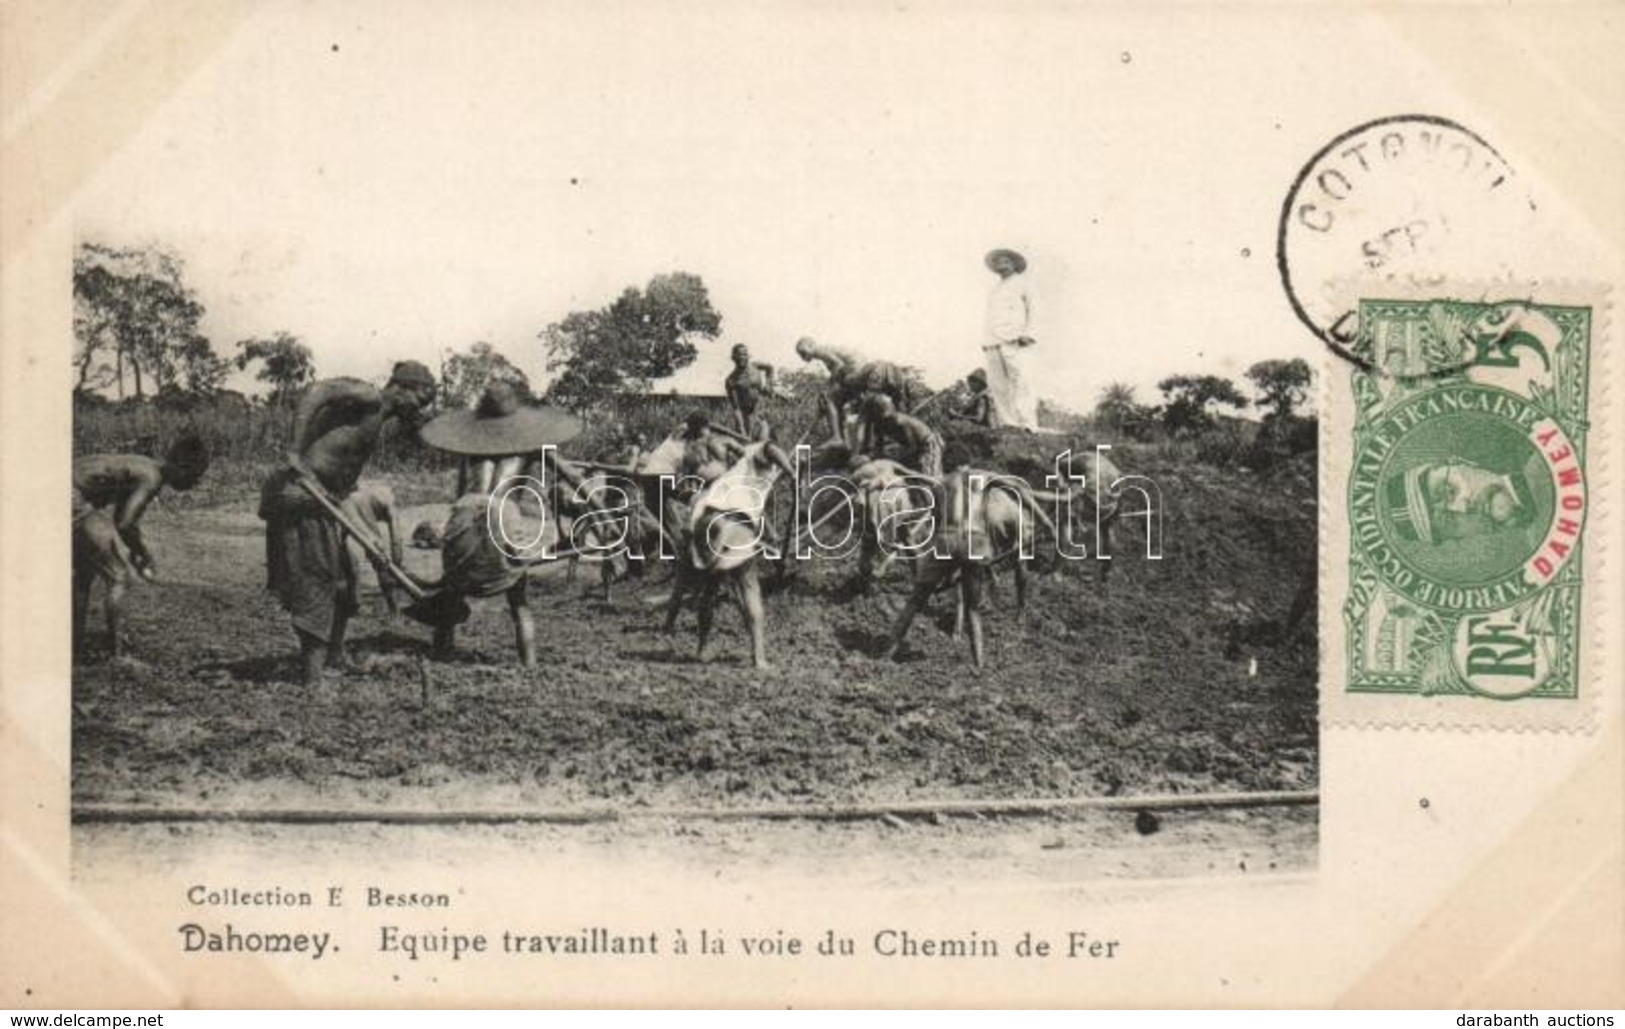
xmin=1245 ymin=358 xmax=1316 ymax=467
xmin=167 ymin=334 xmax=231 ymax=396
xmin=1093 ymin=382 xmax=1151 ymax=436
xmin=1157 ymin=374 xmax=1249 ymax=435
xmin=1245 ymin=358 xmax=1313 ymax=422
xmin=441 ymin=341 xmax=532 ymax=408
xmin=73 ymin=241 xmax=220 ymax=399
xmin=237 ymin=333 xmax=317 ymax=407
xmin=540 ymin=271 xmax=722 ymax=410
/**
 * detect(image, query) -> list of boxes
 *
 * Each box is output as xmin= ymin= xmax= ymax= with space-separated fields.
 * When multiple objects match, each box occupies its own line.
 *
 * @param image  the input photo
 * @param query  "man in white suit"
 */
xmin=982 ymin=247 xmax=1041 ymax=430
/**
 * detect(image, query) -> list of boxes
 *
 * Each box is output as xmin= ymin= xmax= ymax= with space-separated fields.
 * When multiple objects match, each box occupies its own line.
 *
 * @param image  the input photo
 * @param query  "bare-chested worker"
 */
xmin=678 ymin=410 xmax=743 ymax=484
xmin=417 ymin=382 xmax=586 ymax=665
xmin=857 ymin=392 xmax=944 ymax=477
xmin=613 ymin=429 xmax=649 ymax=470
xmin=887 ymin=438 xmax=1067 ymax=661
xmin=666 ymin=436 xmax=797 ymax=669
xmin=724 ymin=343 xmax=783 ymax=440
xmin=794 ymin=336 xmax=913 ymax=445
xmin=884 ymin=442 xmax=1058 ymax=667
xmin=434 ymin=452 xmax=544 ymax=666
xmin=947 ymin=369 xmax=994 ymax=428
xmin=340 ymin=480 xmax=405 ymax=616
xmin=259 ymin=361 xmax=437 ymax=687
xmin=846 ymin=454 xmax=933 ymax=584
xmin=72 ymin=435 xmax=210 ymax=659
xmin=681 ymin=410 xmax=796 ymax=556
xmin=551 ymin=447 xmax=667 ymax=597
xmin=884 ymin=444 xmax=996 ymax=665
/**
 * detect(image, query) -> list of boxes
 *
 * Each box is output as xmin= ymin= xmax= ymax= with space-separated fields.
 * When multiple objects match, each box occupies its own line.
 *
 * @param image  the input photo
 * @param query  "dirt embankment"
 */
xmin=72 ymin=429 xmax=1316 ymax=816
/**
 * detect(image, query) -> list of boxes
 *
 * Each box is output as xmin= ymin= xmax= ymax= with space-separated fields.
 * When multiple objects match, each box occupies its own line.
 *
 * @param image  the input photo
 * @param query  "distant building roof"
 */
xmin=647 ymin=340 xmax=734 ymax=398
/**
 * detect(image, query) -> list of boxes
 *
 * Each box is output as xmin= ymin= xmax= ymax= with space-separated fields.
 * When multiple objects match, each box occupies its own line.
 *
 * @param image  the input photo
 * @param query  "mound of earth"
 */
xmin=71 ymin=435 xmax=1317 ymax=813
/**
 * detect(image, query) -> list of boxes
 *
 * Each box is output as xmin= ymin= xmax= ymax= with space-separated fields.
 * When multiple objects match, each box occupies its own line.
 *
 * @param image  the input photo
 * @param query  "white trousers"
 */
xmin=984 ymin=342 xmax=1039 ymax=430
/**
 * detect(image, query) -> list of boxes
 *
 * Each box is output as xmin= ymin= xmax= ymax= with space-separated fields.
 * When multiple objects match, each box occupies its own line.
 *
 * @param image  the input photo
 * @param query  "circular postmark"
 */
xmin=1277 ymin=115 xmax=1538 ymax=370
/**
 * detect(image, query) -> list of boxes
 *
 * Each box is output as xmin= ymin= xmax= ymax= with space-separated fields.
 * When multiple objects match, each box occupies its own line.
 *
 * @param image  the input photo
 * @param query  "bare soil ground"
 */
xmin=71 ymin=449 xmax=1317 ymax=875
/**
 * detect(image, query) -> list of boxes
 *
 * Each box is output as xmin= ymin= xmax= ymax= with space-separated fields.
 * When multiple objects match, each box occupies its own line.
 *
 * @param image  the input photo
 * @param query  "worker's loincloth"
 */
xmin=259 ymin=468 xmax=357 ymax=642
xmin=438 ymin=490 xmax=555 ymax=616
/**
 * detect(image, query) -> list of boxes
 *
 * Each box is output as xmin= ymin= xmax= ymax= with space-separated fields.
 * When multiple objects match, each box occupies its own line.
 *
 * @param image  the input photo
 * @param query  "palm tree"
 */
xmin=1094 ymin=382 xmax=1141 ymax=431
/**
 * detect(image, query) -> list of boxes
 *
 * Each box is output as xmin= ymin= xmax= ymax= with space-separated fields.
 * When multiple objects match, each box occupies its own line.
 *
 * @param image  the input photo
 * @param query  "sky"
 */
xmin=68 ymin=1 xmax=1600 ymax=412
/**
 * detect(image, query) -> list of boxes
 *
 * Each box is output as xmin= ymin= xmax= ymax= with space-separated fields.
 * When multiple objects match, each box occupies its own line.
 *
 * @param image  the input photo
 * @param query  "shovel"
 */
xmin=286 ymin=463 xmax=468 ymax=626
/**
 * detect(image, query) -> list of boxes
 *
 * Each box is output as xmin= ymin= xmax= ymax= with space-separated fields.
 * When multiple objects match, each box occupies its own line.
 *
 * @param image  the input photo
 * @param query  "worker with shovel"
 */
xmin=258 ymin=361 xmax=437 ymax=689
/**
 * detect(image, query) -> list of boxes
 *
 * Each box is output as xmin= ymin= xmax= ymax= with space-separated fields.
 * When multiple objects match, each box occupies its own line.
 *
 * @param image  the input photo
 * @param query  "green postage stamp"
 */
xmin=1328 ymin=289 xmax=1602 ymax=730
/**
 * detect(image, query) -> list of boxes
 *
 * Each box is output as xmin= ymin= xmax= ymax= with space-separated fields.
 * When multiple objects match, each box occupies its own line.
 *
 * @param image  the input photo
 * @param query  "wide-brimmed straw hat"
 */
xmin=985 ymin=248 xmax=1028 ymax=274
xmin=419 ymin=380 xmax=583 ymax=456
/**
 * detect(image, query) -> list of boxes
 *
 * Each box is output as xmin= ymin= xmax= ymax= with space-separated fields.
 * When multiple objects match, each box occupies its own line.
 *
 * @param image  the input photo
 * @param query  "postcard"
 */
xmin=2 ymin=0 xmax=1620 ymax=1008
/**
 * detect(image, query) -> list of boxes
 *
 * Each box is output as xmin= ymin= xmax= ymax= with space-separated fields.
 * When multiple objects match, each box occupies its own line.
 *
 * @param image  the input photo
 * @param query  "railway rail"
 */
xmin=73 ymin=789 xmax=1317 ymax=826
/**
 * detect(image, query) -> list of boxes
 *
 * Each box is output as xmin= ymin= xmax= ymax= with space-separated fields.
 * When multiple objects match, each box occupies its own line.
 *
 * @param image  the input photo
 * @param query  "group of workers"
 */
xmin=72 ymin=248 xmax=1050 ymax=679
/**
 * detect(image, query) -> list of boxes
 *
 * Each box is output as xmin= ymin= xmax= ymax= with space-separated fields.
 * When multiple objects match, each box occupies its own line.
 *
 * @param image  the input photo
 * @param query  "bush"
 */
xmin=74 ymin=395 xmax=462 ymax=474
xmin=75 ymin=395 xmax=285 ymax=464
xmin=72 ymin=388 xmax=844 ymax=511
xmin=1246 ymin=414 xmax=1317 ymax=474
xmin=1191 ymin=419 xmax=1257 ymax=469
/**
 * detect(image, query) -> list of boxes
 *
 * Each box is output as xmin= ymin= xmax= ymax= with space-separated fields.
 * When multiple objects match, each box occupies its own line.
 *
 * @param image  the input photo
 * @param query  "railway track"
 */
xmin=72 ymin=789 xmax=1317 ymax=826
